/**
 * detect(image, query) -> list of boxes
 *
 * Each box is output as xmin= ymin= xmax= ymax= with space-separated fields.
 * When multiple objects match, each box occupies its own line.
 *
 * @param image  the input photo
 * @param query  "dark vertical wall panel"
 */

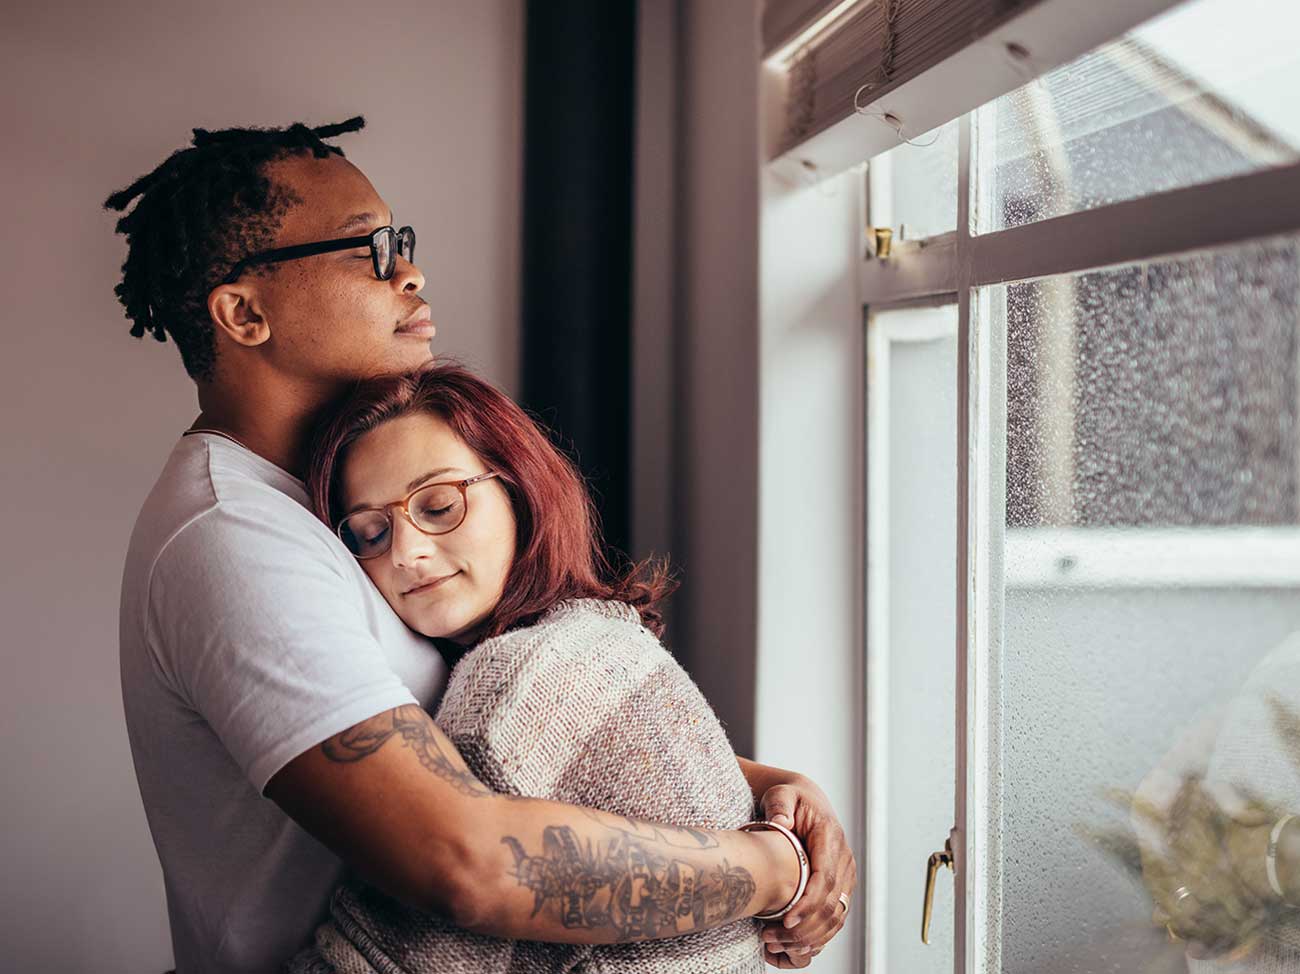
xmin=521 ymin=0 xmax=637 ymax=559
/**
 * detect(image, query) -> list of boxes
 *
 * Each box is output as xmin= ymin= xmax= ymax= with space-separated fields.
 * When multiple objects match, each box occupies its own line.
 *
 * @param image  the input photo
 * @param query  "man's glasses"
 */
xmin=336 ymin=471 xmax=502 ymax=560
xmin=223 ymin=225 xmax=416 ymax=284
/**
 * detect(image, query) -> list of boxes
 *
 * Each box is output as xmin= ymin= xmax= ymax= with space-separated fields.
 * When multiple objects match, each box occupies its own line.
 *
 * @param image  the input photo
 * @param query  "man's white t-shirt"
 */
xmin=119 ymin=433 xmax=449 ymax=974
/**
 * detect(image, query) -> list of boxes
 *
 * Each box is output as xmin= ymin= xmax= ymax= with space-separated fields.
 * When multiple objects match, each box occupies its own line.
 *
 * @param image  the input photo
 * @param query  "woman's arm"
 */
xmin=268 ymin=704 xmax=801 ymax=944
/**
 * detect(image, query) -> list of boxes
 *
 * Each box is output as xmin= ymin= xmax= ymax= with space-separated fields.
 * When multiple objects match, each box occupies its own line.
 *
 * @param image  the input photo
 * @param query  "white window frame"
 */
xmin=757 ymin=3 xmax=1300 ymax=973
xmin=863 ymin=109 xmax=1300 ymax=974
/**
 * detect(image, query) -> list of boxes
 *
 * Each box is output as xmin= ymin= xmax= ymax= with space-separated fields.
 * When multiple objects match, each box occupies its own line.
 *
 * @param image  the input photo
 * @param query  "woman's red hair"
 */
xmin=307 ymin=363 xmax=675 ymax=641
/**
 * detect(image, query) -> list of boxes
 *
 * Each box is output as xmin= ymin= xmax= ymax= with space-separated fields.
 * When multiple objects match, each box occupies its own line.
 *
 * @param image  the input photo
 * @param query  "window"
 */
xmin=857 ymin=1 xmax=1300 ymax=971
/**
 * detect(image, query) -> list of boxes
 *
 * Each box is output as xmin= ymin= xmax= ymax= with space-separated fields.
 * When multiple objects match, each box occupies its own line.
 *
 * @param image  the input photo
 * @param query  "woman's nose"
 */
xmin=388 ymin=512 xmax=436 ymax=569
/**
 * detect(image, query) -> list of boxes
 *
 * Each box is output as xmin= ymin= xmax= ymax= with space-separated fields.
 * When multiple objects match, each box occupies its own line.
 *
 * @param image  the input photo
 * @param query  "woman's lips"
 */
xmin=403 ymin=572 xmax=458 ymax=597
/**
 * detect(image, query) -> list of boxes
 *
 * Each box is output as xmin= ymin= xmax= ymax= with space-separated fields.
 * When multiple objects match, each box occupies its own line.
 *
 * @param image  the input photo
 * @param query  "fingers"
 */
xmin=761 ymin=783 xmax=800 ymax=830
xmin=773 ymin=810 xmax=858 ymax=949
xmin=763 ymin=934 xmax=825 ymax=967
xmin=763 ymin=943 xmax=817 ymax=968
xmin=781 ymin=866 xmax=842 ymax=947
xmin=764 ymin=913 xmax=846 ymax=956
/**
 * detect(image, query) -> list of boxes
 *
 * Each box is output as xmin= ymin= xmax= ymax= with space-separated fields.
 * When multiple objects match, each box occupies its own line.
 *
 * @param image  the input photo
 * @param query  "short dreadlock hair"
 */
xmin=104 ymin=116 xmax=366 ymax=382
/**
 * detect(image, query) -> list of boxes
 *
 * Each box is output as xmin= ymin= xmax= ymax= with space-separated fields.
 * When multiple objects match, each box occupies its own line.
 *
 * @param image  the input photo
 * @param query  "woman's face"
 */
xmin=339 ymin=412 xmax=517 ymax=641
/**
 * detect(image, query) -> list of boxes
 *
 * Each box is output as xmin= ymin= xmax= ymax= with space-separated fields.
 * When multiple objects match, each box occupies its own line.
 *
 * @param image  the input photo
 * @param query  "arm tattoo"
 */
xmin=321 ymin=704 xmax=493 ymax=799
xmin=579 ymin=807 xmax=720 ymax=850
xmin=502 ymin=825 xmax=756 ymax=941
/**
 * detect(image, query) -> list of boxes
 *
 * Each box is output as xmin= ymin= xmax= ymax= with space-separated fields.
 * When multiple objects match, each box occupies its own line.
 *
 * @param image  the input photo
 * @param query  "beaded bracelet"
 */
xmin=740 ymin=819 xmax=811 ymax=920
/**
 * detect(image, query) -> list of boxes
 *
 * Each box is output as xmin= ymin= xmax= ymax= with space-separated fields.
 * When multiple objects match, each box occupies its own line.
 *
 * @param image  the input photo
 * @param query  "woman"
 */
xmin=286 ymin=363 xmax=808 ymax=973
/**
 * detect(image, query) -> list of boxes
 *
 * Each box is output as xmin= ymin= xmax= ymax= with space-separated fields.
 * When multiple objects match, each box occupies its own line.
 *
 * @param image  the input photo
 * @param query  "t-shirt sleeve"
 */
xmin=144 ymin=502 xmax=418 ymax=794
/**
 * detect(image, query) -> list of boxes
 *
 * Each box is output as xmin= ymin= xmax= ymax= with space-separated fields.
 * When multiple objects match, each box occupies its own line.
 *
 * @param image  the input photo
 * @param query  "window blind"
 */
xmin=767 ymin=0 xmax=1041 ymax=157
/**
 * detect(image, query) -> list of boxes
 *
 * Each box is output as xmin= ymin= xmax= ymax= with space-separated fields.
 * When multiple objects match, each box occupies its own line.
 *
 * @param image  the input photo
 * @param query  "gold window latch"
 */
xmin=921 ymin=836 xmax=955 ymax=945
xmin=867 ymin=225 xmax=893 ymax=259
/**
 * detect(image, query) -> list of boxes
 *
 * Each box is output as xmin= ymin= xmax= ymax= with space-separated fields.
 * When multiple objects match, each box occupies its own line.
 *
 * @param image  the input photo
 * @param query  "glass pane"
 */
xmin=866 ymin=305 xmax=958 ymax=973
xmin=972 ymin=0 xmax=1300 ymax=235
xmin=869 ymin=119 xmax=959 ymax=242
xmin=975 ymin=232 xmax=1300 ymax=973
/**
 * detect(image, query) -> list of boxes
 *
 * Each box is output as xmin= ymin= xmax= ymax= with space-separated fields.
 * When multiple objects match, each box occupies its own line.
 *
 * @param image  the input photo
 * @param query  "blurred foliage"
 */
xmin=1076 ymin=694 xmax=1300 ymax=964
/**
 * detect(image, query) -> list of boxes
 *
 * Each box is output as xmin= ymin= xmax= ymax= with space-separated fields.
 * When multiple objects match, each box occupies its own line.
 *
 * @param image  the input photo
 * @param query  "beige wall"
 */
xmin=0 ymin=2 xmax=521 ymax=969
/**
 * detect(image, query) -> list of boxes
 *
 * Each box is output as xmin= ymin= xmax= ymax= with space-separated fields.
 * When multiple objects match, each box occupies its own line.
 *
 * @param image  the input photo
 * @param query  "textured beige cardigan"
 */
xmin=287 ymin=598 xmax=766 ymax=974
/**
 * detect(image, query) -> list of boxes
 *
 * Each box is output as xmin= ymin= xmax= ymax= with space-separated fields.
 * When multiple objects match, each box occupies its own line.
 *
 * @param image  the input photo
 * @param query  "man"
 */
xmin=109 ymin=117 xmax=854 ymax=973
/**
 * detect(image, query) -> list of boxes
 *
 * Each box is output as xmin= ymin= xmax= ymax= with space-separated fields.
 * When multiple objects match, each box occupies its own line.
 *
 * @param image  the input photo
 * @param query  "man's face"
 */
xmin=235 ymin=153 xmax=436 ymax=383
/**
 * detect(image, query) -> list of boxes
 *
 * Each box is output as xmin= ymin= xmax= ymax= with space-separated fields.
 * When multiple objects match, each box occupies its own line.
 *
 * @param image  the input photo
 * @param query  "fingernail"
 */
xmin=783 ymin=915 xmax=801 ymax=929
xmin=766 ymin=942 xmax=785 ymax=953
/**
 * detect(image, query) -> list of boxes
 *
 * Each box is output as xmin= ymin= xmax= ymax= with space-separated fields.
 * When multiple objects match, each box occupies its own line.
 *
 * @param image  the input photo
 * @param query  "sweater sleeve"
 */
xmin=437 ymin=603 xmax=755 ymax=831
xmin=291 ymin=601 xmax=763 ymax=974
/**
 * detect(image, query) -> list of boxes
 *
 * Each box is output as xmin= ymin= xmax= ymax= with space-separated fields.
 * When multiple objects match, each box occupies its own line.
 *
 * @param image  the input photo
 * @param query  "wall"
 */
xmin=0 ymin=2 xmax=522 ymax=969
xmin=666 ymin=0 xmax=764 ymax=757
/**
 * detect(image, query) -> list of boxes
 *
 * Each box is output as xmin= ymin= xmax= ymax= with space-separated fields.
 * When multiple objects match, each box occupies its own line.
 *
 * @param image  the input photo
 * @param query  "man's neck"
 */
xmin=194 ymin=375 xmax=345 ymax=480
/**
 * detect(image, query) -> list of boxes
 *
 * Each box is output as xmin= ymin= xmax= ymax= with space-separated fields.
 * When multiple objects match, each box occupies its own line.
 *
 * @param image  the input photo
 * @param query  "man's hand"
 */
xmin=753 ymin=773 xmax=857 ymax=967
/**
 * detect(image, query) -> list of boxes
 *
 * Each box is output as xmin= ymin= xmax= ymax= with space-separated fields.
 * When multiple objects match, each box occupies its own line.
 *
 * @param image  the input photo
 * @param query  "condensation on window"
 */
xmin=973 ymin=0 xmax=1300 ymax=234
xmin=1003 ymin=233 xmax=1299 ymax=528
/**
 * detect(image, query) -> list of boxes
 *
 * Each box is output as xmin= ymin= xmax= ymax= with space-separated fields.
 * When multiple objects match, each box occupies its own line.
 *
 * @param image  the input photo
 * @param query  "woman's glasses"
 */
xmin=223 ymin=225 xmax=416 ymax=284
xmin=336 ymin=471 xmax=502 ymax=560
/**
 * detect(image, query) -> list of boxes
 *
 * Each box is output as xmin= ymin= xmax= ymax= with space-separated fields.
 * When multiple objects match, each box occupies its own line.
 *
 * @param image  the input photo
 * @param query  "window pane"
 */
xmin=977 ymin=232 xmax=1300 ymax=973
xmin=1007 ymin=235 xmax=1299 ymax=528
xmin=869 ymin=119 xmax=959 ymax=242
xmin=972 ymin=0 xmax=1300 ymax=235
xmin=866 ymin=305 xmax=958 ymax=973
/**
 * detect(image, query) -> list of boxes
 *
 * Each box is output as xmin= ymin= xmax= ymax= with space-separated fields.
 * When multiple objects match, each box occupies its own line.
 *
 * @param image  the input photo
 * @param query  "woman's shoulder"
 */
xmin=478 ymin=598 xmax=649 ymax=650
xmin=436 ymin=599 xmax=672 ymax=731
xmin=539 ymin=597 xmax=644 ymax=629
xmin=459 ymin=598 xmax=663 ymax=679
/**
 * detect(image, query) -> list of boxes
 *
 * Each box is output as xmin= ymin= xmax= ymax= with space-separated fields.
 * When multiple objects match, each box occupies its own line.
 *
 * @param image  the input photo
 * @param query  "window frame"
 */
xmin=864 ymin=109 xmax=1300 ymax=974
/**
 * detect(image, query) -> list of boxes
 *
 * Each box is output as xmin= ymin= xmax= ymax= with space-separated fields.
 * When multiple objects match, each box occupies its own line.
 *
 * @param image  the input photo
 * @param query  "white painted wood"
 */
xmin=769 ymin=0 xmax=1181 ymax=174
xmin=866 ymin=309 xmax=961 ymax=974
xmin=862 ymin=160 xmax=1300 ymax=306
xmin=1004 ymin=528 xmax=1300 ymax=590
xmin=758 ymin=161 xmax=868 ymax=974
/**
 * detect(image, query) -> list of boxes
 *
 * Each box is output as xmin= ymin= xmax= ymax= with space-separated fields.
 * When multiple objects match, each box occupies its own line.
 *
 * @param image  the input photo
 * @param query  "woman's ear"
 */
xmin=207 ymin=282 xmax=271 ymax=348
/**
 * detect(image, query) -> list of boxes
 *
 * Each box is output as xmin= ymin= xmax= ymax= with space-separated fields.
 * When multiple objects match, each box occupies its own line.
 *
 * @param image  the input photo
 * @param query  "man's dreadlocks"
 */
xmin=104 ymin=116 xmax=366 ymax=381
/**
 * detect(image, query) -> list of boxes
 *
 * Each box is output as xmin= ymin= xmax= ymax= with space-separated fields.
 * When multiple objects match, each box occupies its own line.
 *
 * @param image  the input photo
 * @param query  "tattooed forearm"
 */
xmin=502 ymin=825 xmax=756 ymax=941
xmin=322 ymin=705 xmax=493 ymax=799
xmin=578 ymin=807 xmax=721 ymax=850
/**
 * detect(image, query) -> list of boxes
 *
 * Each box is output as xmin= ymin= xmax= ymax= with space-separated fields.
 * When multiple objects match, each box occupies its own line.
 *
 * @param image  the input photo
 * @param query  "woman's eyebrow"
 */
xmin=346 ymin=466 xmax=465 ymax=514
xmin=405 ymin=466 xmax=463 ymax=493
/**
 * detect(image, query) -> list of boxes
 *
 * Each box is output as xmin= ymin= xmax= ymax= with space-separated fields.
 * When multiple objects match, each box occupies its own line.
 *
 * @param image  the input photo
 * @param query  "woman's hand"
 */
xmin=754 ymin=775 xmax=857 ymax=966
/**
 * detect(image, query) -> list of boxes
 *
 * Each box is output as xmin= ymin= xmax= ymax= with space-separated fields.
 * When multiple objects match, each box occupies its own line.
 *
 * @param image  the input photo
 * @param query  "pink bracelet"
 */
xmin=740 ymin=819 xmax=811 ymax=920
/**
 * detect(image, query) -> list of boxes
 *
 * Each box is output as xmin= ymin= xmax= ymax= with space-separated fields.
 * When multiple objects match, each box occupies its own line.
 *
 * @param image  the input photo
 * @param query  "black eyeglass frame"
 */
xmin=335 ymin=470 xmax=503 ymax=560
xmin=222 ymin=225 xmax=416 ymax=284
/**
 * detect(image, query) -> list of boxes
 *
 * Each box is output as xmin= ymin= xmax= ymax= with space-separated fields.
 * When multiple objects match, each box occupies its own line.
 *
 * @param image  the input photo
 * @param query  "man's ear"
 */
xmin=208 ymin=282 xmax=271 ymax=348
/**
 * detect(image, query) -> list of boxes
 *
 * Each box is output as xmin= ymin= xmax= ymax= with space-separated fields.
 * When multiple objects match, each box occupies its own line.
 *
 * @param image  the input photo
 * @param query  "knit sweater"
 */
xmin=286 ymin=598 xmax=765 ymax=974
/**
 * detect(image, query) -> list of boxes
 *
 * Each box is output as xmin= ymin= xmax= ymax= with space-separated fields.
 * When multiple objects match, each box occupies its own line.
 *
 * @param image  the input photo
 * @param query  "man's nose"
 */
xmin=388 ymin=512 xmax=436 ymax=569
xmin=394 ymin=253 xmax=425 ymax=294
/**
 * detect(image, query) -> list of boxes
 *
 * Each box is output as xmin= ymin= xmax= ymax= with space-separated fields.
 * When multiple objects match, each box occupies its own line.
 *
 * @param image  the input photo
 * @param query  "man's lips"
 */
xmin=396 ymin=305 xmax=435 ymax=337
xmin=402 ymin=571 xmax=458 ymax=596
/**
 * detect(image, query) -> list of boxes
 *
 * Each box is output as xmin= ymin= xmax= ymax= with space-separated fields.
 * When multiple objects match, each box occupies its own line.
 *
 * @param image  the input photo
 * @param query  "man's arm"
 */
xmin=267 ymin=705 xmax=801 ymax=944
xmin=736 ymin=756 xmax=859 ymax=966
